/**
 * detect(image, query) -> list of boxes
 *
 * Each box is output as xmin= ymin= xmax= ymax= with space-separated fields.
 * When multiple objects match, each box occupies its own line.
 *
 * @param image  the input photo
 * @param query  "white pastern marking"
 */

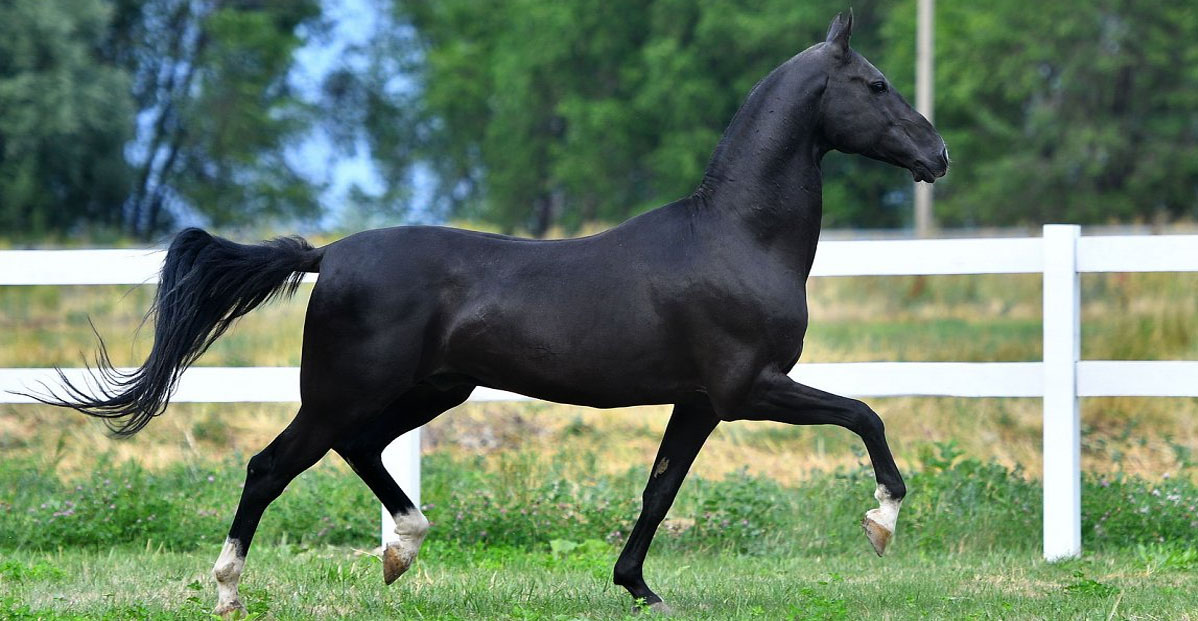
xmin=869 ymin=484 xmax=903 ymax=533
xmin=389 ymin=508 xmax=430 ymax=566
xmin=212 ymin=538 xmax=245 ymax=611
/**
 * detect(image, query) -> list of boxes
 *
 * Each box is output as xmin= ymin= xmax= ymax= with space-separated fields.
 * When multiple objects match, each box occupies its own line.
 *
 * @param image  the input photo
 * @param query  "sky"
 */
xmin=289 ymin=0 xmax=388 ymax=226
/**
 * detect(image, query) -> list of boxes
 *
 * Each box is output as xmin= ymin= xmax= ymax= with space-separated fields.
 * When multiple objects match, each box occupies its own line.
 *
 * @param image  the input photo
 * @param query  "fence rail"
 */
xmin=6 ymin=360 xmax=1198 ymax=404
xmin=2 ymin=225 xmax=1197 ymax=559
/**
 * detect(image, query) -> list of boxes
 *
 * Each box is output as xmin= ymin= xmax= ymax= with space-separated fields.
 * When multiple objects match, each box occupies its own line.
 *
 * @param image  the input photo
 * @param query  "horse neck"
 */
xmin=695 ymin=53 xmax=828 ymax=265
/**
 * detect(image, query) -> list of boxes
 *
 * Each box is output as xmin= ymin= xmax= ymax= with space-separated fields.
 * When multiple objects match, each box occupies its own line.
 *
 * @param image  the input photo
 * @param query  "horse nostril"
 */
xmin=939 ymin=146 xmax=950 ymax=167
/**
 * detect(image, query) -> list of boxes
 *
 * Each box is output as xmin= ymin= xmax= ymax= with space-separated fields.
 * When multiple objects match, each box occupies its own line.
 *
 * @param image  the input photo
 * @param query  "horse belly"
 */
xmin=442 ymin=305 xmax=694 ymax=407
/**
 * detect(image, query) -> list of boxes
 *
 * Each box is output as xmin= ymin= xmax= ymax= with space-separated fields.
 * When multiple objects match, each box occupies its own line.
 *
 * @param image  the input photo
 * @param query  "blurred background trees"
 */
xmin=1 ymin=0 xmax=322 ymax=239
xmin=0 ymin=0 xmax=1195 ymax=239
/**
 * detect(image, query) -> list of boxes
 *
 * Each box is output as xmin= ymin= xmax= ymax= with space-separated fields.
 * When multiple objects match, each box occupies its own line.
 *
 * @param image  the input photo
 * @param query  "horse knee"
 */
xmin=848 ymin=401 xmax=885 ymax=437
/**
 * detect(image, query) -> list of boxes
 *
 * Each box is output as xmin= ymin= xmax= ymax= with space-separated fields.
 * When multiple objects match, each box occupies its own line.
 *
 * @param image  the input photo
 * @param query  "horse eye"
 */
xmin=870 ymin=81 xmax=888 ymax=94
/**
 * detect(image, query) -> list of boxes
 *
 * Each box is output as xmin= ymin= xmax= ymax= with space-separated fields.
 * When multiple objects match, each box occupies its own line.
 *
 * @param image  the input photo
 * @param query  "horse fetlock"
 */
xmin=862 ymin=484 xmax=903 ymax=556
xmin=383 ymin=510 xmax=429 ymax=584
xmin=212 ymin=539 xmax=246 ymax=616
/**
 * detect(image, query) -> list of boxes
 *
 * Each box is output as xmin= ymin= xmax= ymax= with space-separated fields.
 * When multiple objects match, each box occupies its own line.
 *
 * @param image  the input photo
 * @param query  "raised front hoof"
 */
xmin=213 ymin=600 xmax=247 ymax=620
xmin=632 ymin=600 xmax=674 ymax=615
xmin=862 ymin=510 xmax=893 ymax=556
xmin=383 ymin=543 xmax=415 ymax=585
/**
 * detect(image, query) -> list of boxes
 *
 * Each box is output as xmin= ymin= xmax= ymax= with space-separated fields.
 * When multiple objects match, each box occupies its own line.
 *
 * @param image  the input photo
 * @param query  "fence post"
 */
xmin=380 ymin=428 xmax=422 ymax=545
xmin=1042 ymin=224 xmax=1081 ymax=560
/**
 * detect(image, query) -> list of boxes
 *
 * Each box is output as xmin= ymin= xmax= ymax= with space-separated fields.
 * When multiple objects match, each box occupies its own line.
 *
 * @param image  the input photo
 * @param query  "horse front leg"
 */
xmin=731 ymin=371 xmax=907 ymax=556
xmin=614 ymin=398 xmax=720 ymax=613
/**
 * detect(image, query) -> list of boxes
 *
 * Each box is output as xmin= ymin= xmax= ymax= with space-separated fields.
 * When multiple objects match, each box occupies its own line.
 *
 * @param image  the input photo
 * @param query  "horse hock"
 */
xmin=862 ymin=484 xmax=902 ymax=556
xmin=384 ymin=509 xmax=430 ymax=584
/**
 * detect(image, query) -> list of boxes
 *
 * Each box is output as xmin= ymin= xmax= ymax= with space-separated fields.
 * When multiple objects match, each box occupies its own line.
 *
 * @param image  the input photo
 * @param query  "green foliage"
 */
xmin=169 ymin=3 xmax=324 ymax=230
xmin=0 ymin=0 xmax=134 ymax=237
xmin=881 ymin=0 xmax=1198 ymax=226
xmin=113 ymin=0 xmax=324 ymax=235
xmin=788 ymin=586 xmax=850 ymax=621
xmin=1084 ymin=472 xmax=1198 ymax=547
xmin=0 ymin=559 xmax=66 ymax=583
xmin=418 ymin=452 xmax=642 ymax=549
xmin=1062 ymin=571 xmax=1118 ymax=597
xmin=1135 ymin=542 xmax=1198 ymax=571
xmin=2 ymin=448 xmax=1194 ymax=557
xmin=0 ymin=0 xmax=323 ymax=239
xmin=389 ymin=1 xmax=1198 ymax=233
xmin=0 ymin=456 xmax=377 ymax=551
xmin=4 ymin=2 xmax=1196 ymax=237
xmin=683 ymin=469 xmax=791 ymax=554
xmin=395 ymin=0 xmax=906 ymax=235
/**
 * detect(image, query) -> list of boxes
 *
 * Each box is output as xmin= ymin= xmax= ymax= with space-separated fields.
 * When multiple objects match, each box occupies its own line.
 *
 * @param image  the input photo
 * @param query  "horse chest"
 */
xmin=695 ymin=266 xmax=810 ymax=364
xmin=743 ymin=265 xmax=810 ymax=355
xmin=759 ymin=303 xmax=810 ymax=363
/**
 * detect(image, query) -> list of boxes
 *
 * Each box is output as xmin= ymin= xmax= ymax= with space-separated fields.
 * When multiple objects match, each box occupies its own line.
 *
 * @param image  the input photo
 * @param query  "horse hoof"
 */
xmin=862 ymin=511 xmax=893 ymax=556
xmin=213 ymin=601 xmax=247 ymax=620
xmin=383 ymin=542 xmax=415 ymax=585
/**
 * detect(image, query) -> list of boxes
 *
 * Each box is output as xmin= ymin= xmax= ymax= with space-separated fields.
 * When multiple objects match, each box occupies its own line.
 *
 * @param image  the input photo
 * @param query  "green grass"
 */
xmin=1 ymin=447 xmax=1195 ymax=618
xmin=0 ymin=430 xmax=1195 ymax=620
xmin=3 ymin=546 xmax=1196 ymax=620
xmin=4 ymin=448 xmax=1196 ymax=556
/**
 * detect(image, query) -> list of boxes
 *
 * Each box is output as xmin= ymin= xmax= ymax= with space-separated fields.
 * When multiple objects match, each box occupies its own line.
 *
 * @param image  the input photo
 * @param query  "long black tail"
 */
xmin=37 ymin=228 xmax=322 ymax=436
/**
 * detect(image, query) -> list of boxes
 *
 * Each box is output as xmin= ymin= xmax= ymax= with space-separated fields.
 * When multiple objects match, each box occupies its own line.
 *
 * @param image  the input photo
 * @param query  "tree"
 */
xmin=391 ymin=0 xmax=904 ymax=236
xmin=110 ymin=0 xmax=325 ymax=237
xmin=382 ymin=1 xmax=1198 ymax=233
xmin=881 ymin=0 xmax=1198 ymax=226
xmin=0 ymin=0 xmax=327 ymax=239
xmin=0 ymin=0 xmax=134 ymax=237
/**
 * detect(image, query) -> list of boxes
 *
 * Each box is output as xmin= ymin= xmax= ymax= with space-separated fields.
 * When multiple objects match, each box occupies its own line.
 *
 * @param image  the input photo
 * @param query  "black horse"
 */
xmin=43 ymin=13 xmax=946 ymax=617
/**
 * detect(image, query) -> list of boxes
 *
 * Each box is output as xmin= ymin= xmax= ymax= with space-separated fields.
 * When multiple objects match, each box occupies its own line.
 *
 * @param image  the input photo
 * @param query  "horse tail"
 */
xmin=38 ymin=228 xmax=322 ymax=436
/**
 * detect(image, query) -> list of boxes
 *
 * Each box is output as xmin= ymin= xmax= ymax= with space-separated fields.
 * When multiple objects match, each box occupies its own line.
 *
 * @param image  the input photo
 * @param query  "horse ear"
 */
xmin=825 ymin=9 xmax=854 ymax=54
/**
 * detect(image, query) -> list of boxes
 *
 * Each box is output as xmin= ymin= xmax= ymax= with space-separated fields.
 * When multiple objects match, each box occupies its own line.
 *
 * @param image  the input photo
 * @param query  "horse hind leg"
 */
xmin=212 ymin=406 xmax=341 ymax=618
xmin=333 ymin=383 xmax=474 ymax=584
xmin=211 ymin=368 xmax=420 ymax=616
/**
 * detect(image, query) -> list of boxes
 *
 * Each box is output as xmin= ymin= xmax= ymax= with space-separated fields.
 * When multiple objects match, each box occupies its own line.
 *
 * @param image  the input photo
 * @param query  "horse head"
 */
xmin=817 ymin=12 xmax=948 ymax=183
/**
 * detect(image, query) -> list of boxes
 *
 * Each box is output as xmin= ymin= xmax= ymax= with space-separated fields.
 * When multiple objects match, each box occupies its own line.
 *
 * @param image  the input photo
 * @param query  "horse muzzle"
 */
xmin=911 ymin=146 xmax=949 ymax=183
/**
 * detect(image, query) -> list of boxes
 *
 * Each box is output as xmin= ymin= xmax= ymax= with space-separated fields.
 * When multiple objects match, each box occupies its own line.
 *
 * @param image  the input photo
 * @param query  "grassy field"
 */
xmin=5 ymin=546 xmax=1197 ymax=620
xmin=2 ymin=444 xmax=1197 ymax=620
xmin=2 ymin=266 xmax=1196 ymax=619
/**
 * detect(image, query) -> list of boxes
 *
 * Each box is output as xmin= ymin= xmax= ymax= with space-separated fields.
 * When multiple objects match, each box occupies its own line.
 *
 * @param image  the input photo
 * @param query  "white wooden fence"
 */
xmin=2 ymin=224 xmax=1197 ymax=560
